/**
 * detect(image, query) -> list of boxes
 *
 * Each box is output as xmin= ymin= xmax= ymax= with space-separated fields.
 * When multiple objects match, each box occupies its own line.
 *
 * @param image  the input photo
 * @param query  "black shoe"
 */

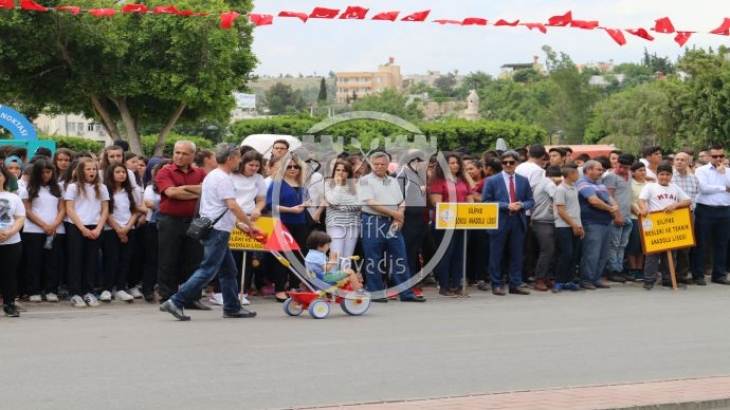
xmin=643 ymin=281 xmax=654 ymax=291
xmin=222 ymin=308 xmax=257 ymax=318
xmin=159 ymin=300 xmax=190 ymax=321
xmin=371 ymin=298 xmax=388 ymax=303
xmin=143 ymin=292 xmax=155 ymax=303
xmin=400 ymin=296 xmax=426 ymax=302
xmin=607 ymin=273 xmax=626 ymax=283
xmin=185 ymin=300 xmax=212 ymax=310
xmin=711 ymin=277 xmax=730 ymax=285
xmin=621 ymin=272 xmax=636 ymax=282
xmin=477 ymin=280 xmax=490 ymax=291
xmin=3 ymin=304 xmax=19 ymax=317
xmin=693 ymin=277 xmax=707 ymax=286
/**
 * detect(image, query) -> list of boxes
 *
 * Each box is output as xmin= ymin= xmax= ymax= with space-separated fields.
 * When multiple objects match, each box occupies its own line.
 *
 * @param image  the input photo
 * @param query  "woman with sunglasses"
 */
xmin=323 ymin=159 xmax=361 ymax=269
xmin=266 ymin=155 xmax=309 ymax=302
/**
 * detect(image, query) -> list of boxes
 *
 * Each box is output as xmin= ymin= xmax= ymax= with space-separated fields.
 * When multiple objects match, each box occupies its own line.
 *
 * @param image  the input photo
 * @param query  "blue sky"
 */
xmin=250 ymin=0 xmax=730 ymax=76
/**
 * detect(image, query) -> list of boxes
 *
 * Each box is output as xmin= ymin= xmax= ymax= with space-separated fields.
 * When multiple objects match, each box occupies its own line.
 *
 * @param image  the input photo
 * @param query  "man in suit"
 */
xmin=482 ymin=150 xmax=535 ymax=296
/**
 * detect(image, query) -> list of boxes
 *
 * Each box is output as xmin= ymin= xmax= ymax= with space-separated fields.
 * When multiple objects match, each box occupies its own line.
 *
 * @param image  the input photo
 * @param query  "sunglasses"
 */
xmin=712 ymin=154 xmax=725 ymax=159
xmin=286 ymin=165 xmax=301 ymax=170
xmin=501 ymin=160 xmax=516 ymax=165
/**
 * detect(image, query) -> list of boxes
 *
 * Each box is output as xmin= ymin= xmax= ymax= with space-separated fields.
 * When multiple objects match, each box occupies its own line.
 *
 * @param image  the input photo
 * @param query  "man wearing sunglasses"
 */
xmin=692 ymin=144 xmax=730 ymax=285
xmin=482 ymin=151 xmax=534 ymax=296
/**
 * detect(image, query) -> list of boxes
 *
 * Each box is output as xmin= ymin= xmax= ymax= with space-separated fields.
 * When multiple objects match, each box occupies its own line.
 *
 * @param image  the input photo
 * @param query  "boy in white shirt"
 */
xmin=638 ymin=164 xmax=692 ymax=290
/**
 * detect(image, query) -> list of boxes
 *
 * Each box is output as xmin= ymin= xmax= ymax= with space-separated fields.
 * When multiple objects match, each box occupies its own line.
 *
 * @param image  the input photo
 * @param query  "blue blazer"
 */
xmin=481 ymin=172 xmax=535 ymax=234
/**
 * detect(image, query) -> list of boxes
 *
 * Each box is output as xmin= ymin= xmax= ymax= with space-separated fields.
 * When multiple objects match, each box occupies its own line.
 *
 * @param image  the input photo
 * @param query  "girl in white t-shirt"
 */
xmin=101 ymin=164 xmax=142 ymax=303
xmin=20 ymin=158 xmax=65 ymax=303
xmin=0 ymin=165 xmax=26 ymax=317
xmin=64 ymin=158 xmax=110 ymax=308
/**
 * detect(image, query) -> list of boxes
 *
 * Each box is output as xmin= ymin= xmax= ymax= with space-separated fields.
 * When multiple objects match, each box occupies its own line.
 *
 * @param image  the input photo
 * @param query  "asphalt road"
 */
xmin=2 ymin=282 xmax=730 ymax=409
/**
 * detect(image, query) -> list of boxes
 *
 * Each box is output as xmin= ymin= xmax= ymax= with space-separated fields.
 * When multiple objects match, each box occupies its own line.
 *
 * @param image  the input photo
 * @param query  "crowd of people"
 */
xmin=1 ymin=138 xmax=729 ymax=319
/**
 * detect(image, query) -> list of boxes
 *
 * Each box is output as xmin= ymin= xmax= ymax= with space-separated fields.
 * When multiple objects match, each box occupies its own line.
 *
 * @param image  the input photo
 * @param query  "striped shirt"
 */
xmin=672 ymin=169 xmax=699 ymax=209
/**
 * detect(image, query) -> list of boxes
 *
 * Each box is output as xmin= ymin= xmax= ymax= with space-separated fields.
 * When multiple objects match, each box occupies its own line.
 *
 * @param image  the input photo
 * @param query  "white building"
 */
xmin=33 ymin=113 xmax=113 ymax=145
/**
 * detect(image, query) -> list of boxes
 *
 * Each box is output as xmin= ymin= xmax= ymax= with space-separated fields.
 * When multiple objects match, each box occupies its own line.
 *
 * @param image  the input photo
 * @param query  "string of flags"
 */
xmin=3 ymin=1 xmax=730 ymax=47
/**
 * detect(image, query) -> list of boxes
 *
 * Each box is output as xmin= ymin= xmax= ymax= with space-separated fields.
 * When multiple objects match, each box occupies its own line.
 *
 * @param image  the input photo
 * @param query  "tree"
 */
xmin=351 ymin=89 xmax=424 ymax=122
xmin=263 ymin=83 xmax=306 ymax=115
xmin=317 ymin=77 xmax=327 ymax=103
xmin=0 ymin=0 xmax=257 ymax=155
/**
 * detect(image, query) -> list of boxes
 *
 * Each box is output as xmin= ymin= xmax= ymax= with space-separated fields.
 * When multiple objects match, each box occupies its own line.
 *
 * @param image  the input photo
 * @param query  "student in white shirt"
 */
xmin=20 ymin=158 xmax=65 ymax=303
xmin=64 ymin=158 xmax=110 ymax=308
xmin=101 ymin=164 xmax=142 ymax=303
xmin=0 ymin=165 xmax=26 ymax=317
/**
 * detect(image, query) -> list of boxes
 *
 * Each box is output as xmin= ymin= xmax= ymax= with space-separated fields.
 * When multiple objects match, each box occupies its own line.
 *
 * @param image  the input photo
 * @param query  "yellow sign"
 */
xmin=435 ymin=203 xmax=499 ymax=230
xmin=229 ymin=216 xmax=276 ymax=251
xmin=639 ymin=207 xmax=695 ymax=254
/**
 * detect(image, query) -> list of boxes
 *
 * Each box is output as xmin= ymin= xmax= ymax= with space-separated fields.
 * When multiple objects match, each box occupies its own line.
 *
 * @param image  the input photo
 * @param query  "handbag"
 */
xmin=186 ymin=197 xmax=228 ymax=241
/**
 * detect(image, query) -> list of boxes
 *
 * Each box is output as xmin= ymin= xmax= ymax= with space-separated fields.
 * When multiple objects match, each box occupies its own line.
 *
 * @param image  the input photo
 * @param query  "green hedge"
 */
xmin=140 ymin=134 xmax=214 ymax=157
xmin=39 ymin=135 xmax=104 ymax=153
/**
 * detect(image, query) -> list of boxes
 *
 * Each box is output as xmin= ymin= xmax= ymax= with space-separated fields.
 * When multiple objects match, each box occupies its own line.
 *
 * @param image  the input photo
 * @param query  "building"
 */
xmin=335 ymin=58 xmax=402 ymax=103
xmin=499 ymin=56 xmax=547 ymax=79
xmin=33 ymin=113 xmax=113 ymax=145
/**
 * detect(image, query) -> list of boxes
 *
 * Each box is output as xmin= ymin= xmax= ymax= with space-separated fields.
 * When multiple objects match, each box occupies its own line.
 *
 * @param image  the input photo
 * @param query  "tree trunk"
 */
xmin=89 ymin=95 xmax=121 ymax=142
xmin=154 ymin=102 xmax=187 ymax=156
xmin=111 ymin=96 xmax=144 ymax=155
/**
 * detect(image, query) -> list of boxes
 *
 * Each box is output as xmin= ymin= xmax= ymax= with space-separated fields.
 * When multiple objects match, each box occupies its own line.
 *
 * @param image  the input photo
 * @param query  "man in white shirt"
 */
xmin=692 ymin=144 xmax=730 ymax=285
xmin=515 ymin=144 xmax=547 ymax=189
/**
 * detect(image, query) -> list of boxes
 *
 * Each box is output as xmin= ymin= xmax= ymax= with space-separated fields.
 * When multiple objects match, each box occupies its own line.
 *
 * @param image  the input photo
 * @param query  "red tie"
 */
xmin=509 ymin=175 xmax=516 ymax=203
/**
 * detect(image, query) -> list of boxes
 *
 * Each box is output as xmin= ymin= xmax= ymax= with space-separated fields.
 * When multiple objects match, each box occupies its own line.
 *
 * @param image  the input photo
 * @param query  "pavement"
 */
xmin=2 ymin=281 xmax=730 ymax=410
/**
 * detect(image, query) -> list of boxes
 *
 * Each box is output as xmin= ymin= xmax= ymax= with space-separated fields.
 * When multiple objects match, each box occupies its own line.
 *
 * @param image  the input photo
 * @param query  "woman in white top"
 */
xmin=20 ymin=158 xmax=65 ymax=303
xmin=64 ymin=158 xmax=110 ymax=308
xmin=101 ymin=164 xmax=142 ymax=302
xmin=323 ymin=159 xmax=361 ymax=269
xmin=0 ymin=165 xmax=26 ymax=317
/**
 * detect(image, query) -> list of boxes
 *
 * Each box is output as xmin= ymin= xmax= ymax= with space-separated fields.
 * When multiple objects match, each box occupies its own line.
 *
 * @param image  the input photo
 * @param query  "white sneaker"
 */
xmin=128 ymin=287 xmax=143 ymax=299
xmin=70 ymin=295 xmax=86 ymax=308
xmin=29 ymin=294 xmax=42 ymax=303
xmin=115 ymin=290 xmax=134 ymax=302
xmin=207 ymin=293 xmax=224 ymax=306
xmin=84 ymin=293 xmax=100 ymax=307
xmin=99 ymin=290 xmax=112 ymax=302
xmin=45 ymin=293 xmax=59 ymax=303
xmin=240 ymin=294 xmax=251 ymax=306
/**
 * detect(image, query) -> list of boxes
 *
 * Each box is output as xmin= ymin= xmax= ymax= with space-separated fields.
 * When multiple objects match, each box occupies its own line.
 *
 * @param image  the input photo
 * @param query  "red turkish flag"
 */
xmin=710 ymin=18 xmax=730 ymax=35
xmin=20 ymin=0 xmax=47 ymax=12
xmin=433 ymin=19 xmax=461 ymax=25
xmin=220 ymin=12 xmax=240 ymax=29
xmin=626 ymin=28 xmax=655 ymax=41
xmin=524 ymin=23 xmax=547 ymax=34
xmin=121 ymin=4 xmax=147 ymax=13
xmin=178 ymin=10 xmax=202 ymax=17
xmin=265 ymin=220 xmax=301 ymax=252
xmin=570 ymin=20 xmax=599 ymax=30
xmin=547 ymin=11 xmax=572 ymax=27
xmin=494 ymin=19 xmax=519 ymax=26
xmin=279 ymin=11 xmax=309 ymax=23
xmin=372 ymin=11 xmax=399 ymax=21
xmin=56 ymin=6 xmax=80 ymax=14
xmin=0 ymin=0 xmax=13 ymax=9
xmin=674 ymin=31 xmax=693 ymax=46
xmin=88 ymin=8 xmax=116 ymax=17
xmin=250 ymin=14 xmax=274 ymax=26
xmin=401 ymin=10 xmax=430 ymax=22
xmin=462 ymin=18 xmax=487 ymax=26
xmin=603 ymin=28 xmax=627 ymax=46
xmin=152 ymin=6 xmax=181 ymax=15
xmin=339 ymin=6 xmax=368 ymax=20
xmin=654 ymin=17 xmax=675 ymax=34
xmin=310 ymin=7 xmax=339 ymax=19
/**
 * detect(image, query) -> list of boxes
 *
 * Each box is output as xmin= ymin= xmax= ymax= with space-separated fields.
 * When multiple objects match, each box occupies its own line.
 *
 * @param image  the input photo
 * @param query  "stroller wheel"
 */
xmin=341 ymin=292 xmax=371 ymax=316
xmin=283 ymin=298 xmax=303 ymax=316
xmin=308 ymin=299 xmax=330 ymax=319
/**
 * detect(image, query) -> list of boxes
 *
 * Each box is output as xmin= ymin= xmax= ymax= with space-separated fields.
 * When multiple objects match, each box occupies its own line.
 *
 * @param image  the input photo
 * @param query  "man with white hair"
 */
xmin=672 ymin=151 xmax=699 ymax=284
xmin=155 ymin=141 xmax=210 ymax=309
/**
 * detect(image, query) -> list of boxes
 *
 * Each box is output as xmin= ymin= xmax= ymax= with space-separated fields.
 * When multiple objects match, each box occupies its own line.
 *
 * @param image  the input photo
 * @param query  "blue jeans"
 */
xmin=433 ymin=229 xmax=465 ymax=290
xmin=360 ymin=214 xmax=416 ymax=299
xmin=171 ymin=230 xmax=241 ymax=314
xmin=606 ymin=219 xmax=632 ymax=274
xmin=580 ymin=223 xmax=611 ymax=285
xmin=692 ymin=204 xmax=730 ymax=281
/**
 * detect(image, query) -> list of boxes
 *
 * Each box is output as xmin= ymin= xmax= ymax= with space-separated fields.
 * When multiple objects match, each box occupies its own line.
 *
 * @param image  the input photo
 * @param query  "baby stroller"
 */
xmin=248 ymin=224 xmax=371 ymax=319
